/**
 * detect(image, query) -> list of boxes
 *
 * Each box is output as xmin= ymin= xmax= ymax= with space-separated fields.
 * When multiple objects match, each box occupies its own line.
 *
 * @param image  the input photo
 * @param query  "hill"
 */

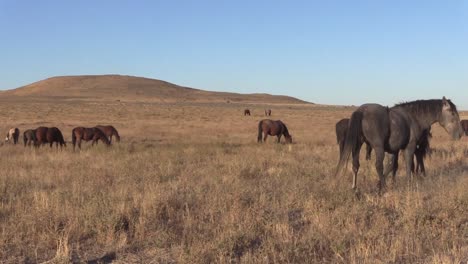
xmin=1 ymin=75 xmax=310 ymax=104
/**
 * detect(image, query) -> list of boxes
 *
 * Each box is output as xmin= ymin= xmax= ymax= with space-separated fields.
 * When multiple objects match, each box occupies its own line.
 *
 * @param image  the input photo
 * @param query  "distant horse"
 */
xmin=244 ymin=109 xmax=251 ymax=116
xmin=34 ymin=127 xmax=66 ymax=148
xmin=461 ymin=120 xmax=468 ymax=136
xmin=23 ymin=129 xmax=36 ymax=147
xmin=258 ymin=119 xmax=292 ymax=144
xmin=336 ymin=97 xmax=462 ymax=192
xmin=5 ymin=128 xmax=20 ymax=144
xmin=265 ymin=109 xmax=272 ymax=116
xmin=96 ymin=125 xmax=120 ymax=143
xmin=72 ymin=127 xmax=110 ymax=151
xmin=336 ymin=118 xmax=372 ymax=160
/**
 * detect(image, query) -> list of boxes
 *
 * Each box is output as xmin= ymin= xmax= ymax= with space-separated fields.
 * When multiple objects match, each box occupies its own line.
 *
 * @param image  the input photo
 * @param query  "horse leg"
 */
xmin=351 ymin=141 xmax=364 ymax=190
xmin=404 ymin=146 xmax=416 ymax=181
xmin=339 ymin=140 xmax=345 ymax=159
xmin=384 ymin=152 xmax=399 ymax=184
xmin=277 ymin=135 xmax=282 ymax=143
xmin=416 ymin=152 xmax=426 ymax=177
xmin=263 ymin=134 xmax=268 ymax=142
xmin=374 ymin=147 xmax=386 ymax=192
xmin=365 ymin=142 xmax=372 ymax=160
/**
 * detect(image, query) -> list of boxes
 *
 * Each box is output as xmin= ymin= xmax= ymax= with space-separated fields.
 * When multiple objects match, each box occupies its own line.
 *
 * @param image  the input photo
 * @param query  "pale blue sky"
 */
xmin=1 ymin=1 xmax=467 ymax=108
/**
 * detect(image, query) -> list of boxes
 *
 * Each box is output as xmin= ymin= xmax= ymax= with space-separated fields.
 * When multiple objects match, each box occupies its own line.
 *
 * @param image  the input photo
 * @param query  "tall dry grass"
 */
xmin=0 ymin=98 xmax=466 ymax=263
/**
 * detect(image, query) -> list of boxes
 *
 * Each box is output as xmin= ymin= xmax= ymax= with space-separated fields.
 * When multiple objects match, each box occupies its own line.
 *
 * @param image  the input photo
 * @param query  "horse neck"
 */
xmin=394 ymin=101 xmax=441 ymax=129
xmin=282 ymin=124 xmax=290 ymax=137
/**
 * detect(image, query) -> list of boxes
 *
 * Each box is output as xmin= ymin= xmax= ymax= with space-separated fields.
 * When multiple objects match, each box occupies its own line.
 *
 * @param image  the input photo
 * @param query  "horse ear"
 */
xmin=442 ymin=96 xmax=450 ymax=109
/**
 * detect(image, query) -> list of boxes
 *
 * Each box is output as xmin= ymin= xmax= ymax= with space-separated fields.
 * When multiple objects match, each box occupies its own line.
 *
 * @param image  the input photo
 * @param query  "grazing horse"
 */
xmin=34 ymin=127 xmax=66 ymax=148
xmin=336 ymin=118 xmax=372 ymax=160
xmin=34 ymin=127 xmax=67 ymax=148
xmin=258 ymin=119 xmax=292 ymax=144
xmin=23 ymin=129 xmax=36 ymax=147
xmin=5 ymin=128 xmax=20 ymax=144
xmin=461 ymin=120 xmax=468 ymax=136
xmin=47 ymin=127 xmax=66 ymax=149
xmin=336 ymin=97 xmax=462 ymax=192
xmin=265 ymin=109 xmax=272 ymax=116
xmin=95 ymin=125 xmax=120 ymax=143
xmin=244 ymin=109 xmax=251 ymax=116
xmin=72 ymin=127 xmax=110 ymax=151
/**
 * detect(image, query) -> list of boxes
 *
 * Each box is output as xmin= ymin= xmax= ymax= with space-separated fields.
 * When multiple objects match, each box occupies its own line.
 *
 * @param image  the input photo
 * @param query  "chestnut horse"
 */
xmin=35 ymin=127 xmax=66 ymax=148
xmin=72 ymin=127 xmax=110 ymax=151
xmin=5 ymin=128 xmax=20 ymax=144
xmin=461 ymin=120 xmax=468 ymax=136
xmin=96 ymin=125 xmax=120 ymax=143
xmin=257 ymin=119 xmax=292 ymax=143
xmin=23 ymin=129 xmax=36 ymax=147
xmin=265 ymin=109 xmax=272 ymax=116
xmin=244 ymin=109 xmax=251 ymax=116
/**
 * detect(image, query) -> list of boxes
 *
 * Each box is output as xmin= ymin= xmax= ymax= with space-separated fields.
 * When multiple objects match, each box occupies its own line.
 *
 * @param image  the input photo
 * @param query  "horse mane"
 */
xmin=394 ymin=99 xmax=457 ymax=116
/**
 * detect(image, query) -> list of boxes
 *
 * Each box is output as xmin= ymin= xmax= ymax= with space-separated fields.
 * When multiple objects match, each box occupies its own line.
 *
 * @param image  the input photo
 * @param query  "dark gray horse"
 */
xmin=337 ymin=118 xmax=431 ymax=176
xmin=336 ymin=97 xmax=462 ymax=192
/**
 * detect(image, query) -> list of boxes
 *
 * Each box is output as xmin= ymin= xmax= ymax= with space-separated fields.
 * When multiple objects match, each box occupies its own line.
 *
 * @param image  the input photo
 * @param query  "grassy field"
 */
xmin=0 ymin=98 xmax=467 ymax=263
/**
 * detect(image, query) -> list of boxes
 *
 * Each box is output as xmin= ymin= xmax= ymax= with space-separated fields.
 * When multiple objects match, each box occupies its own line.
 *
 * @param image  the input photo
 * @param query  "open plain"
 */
xmin=0 ymin=76 xmax=467 ymax=263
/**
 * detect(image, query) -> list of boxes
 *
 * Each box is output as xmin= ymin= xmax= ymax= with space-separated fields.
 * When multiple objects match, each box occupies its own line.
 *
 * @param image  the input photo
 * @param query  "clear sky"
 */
xmin=1 ymin=1 xmax=467 ymax=108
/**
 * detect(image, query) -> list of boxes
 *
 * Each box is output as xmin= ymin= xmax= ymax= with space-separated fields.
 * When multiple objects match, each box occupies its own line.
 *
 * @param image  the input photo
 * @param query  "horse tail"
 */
xmin=335 ymin=111 xmax=363 ymax=176
xmin=72 ymin=128 xmax=76 ymax=147
xmin=257 ymin=120 xmax=263 ymax=142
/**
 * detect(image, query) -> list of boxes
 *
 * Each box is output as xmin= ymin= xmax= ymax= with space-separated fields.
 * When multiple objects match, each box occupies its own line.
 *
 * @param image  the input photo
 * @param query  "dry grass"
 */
xmin=0 ymin=98 xmax=466 ymax=263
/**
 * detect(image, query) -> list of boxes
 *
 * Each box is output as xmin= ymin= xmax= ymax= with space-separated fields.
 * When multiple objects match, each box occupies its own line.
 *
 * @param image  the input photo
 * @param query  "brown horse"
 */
xmin=258 ymin=119 xmax=292 ymax=143
xmin=265 ymin=109 xmax=272 ymax=116
xmin=5 ymin=128 xmax=20 ymax=144
xmin=34 ymin=127 xmax=66 ymax=148
xmin=23 ymin=129 xmax=36 ymax=147
xmin=244 ymin=109 xmax=251 ymax=116
xmin=72 ymin=127 xmax=110 ymax=151
xmin=461 ymin=120 xmax=468 ymax=136
xmin=336 ymin=118 xmax=372 ymax=160
xmin=95 ymin=125 xmax=120 ymax=143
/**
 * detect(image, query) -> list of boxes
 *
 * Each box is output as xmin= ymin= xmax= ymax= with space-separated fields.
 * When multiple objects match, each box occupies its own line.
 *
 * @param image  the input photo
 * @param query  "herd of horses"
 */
xmin=4 ymin=97 xmax=468 ymax=193
xmin=244 ymin=108 xmax=271 ymax=116
xmin=250 ymin=97 xmax=468 ymax=193
xmin=5 ymin=125 xmax=120 ymax=151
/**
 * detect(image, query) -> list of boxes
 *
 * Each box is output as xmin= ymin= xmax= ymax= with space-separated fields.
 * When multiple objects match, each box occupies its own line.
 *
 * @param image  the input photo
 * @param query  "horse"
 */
xmin=461 ymin=120 xmax=468 ymax=136
xmin=265 ymin=109 xmax=272 ymax=116
xmin=34 ymin=127 xmax=66 ymax=148
xmin=244 ymin=109 xmax=251 ymax=116
xmin=72 ymin=127 xmax=110 ymax=151
xmin=336 ymin=97 xmax=462 ymax=192
xmin=336 ymin=118 xmax=372 ymax=160
xmin=336 ymin=118 xmax=431 ymax=174
xmin=5 ymin=128 xmax=20 ymax=144
xmin=23 ymin=129 xmax=36 ymax=147
xmin=257 ymin=119 xmax=292 ymax=144
xmin=96 ymin=125 xmax=120 ymax=143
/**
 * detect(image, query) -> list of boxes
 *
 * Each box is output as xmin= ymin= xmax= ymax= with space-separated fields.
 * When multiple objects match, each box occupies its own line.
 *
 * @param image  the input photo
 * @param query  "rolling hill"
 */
xmin=1 ymin=75 xmax=310 ymax=104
